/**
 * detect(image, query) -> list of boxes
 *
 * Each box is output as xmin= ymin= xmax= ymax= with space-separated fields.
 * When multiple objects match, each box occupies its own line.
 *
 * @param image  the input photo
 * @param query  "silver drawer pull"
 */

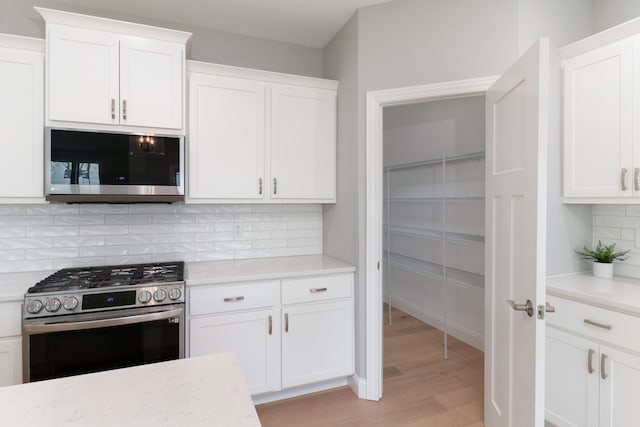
xmin=601 ymin=353 xmax=608 ymax=380
xmin=588 ymin=349 xmax=595 ymax=374
xmin=310 ymin=287 xmax=328 ymax=293
xmin=621 ymin=168 xmax=628 ymax=191
xmin=223 ymin=296 xmax=245 ymax=302
xmin=584 ymin=319 xmax=612 ymax=330
xmin=268 ymin=315 xmax=272 ymax=335
xmin=285 ymin=313 xmax=289 ymax=332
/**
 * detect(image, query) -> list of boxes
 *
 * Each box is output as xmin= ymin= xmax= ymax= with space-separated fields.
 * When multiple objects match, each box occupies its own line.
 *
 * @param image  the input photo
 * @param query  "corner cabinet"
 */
xmin=562 ymin=28 xmax=640 ymax=203
xmin=187 ymin=62 xmax=338 ymax=203
xmin=36 ymin=7 xmax=191 ymax=133
xmin=187 ymin=272 xmax=354 ymax=398
xmin=0 ymin=34 xmax=44 ymax=203
xmin=545 ymin=294 xmax=640 ymax=427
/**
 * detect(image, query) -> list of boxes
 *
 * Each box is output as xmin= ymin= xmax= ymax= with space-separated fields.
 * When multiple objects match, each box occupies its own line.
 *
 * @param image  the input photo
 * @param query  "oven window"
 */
xmin=28 ymin=317 xmax=180 ymax=382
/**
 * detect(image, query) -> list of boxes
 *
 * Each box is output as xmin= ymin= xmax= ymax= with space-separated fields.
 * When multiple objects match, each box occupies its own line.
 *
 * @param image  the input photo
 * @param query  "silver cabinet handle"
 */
xmin=258 ymin=178 xmax=263 ymax=195
xmin=601 ymin=353 xmax=608 ymax=380
xmin=122 ymin=99 xmax=127 ymax=120
xmin=584 ymin=319 xmax=612 ymax=330
xmin=223 ymin=296 xmax=245 ymax=302
xmin=507 ymin=299 xmax=534 ymax=317
xmin=284 ymin=313 xmax=289 ymax=332
xmin=268 ymin=315 xmax=272 ymax=335
xmin=273 ymin=178 xmax=278 ymax=195
xmin=621 ymin=168 xmax=628 ymax=191
xmin=635 ymin=168 xmax=640 ymax=192
xmin=310 ymin=287 xmax=328 ymax=293
xmin=111 ymin=98 xmax=116 ymax=120
xmin=588 ymin=349 xmax=595 ymax=374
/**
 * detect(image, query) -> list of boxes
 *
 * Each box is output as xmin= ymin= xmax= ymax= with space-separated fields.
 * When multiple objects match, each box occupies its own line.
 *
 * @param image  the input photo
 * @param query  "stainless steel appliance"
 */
xmin=22 ymin=262 xmax=185 ymax=382
xmin=45 ymin=128 xmax=185 ymax=203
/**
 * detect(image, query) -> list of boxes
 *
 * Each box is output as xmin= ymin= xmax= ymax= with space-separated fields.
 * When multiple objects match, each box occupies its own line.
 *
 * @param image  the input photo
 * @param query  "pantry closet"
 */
xmin=382 ymin=95 xmax=485 ymax=354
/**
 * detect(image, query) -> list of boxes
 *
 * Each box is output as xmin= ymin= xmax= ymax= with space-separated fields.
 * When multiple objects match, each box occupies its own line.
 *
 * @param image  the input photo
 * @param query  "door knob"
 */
xmin=507 ymin=299 xmax=534 ymax=317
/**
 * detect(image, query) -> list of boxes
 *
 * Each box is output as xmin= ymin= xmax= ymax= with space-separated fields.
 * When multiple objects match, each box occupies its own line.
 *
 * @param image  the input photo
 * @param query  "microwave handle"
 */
xmin=23 ymin=308 xmax=183 ymax=334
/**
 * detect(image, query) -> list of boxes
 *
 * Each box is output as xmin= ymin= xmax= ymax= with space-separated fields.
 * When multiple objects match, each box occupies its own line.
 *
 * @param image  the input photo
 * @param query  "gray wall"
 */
xmin=594 ymin=0 xmax=640 ymax=32
xmin=0 ymin=0 xmax=323 ymax=77
xmin=322 ymin=11 xmax=364 ymax=376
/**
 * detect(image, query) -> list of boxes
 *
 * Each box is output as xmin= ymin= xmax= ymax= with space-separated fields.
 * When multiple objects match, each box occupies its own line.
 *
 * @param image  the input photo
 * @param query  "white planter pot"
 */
xmin=593 ymin=262 xmax=613 ymax=279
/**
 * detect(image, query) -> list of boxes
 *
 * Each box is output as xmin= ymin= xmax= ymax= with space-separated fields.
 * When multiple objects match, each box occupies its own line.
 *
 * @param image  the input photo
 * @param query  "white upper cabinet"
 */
xmin=187 ymin=62 xmax=338 ymax=203
xmin=270 ymin=84 xmax=336 ymax=200
xmin=562 ymin=18 xmax=640 ymax=203
xmin=37 ymin=7 xmax=190 ymax=133
xmin=0 ymin=34 xmax=44 ymax=203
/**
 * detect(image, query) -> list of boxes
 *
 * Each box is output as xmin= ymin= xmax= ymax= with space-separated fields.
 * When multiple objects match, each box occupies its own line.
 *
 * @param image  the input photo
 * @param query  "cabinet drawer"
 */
xmin=0 ymin=302 xmax=22 ymax=337
xmin=547 ymin=295 xmax=640 ymax=353
xmin=190 ymin=281 xmax=278 ymax=316
xmin=282 ymin=274 xmax=353 ymax=305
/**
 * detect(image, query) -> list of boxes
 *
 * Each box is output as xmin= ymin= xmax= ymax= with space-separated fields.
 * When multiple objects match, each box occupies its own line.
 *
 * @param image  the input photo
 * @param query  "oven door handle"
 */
xmin=23 ymin=308 xmax=184 ymax=334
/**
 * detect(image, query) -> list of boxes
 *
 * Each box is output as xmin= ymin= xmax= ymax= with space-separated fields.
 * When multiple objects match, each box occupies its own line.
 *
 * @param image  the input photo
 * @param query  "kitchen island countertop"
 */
xmin=0 ymin=352 xmax=261 ymax=427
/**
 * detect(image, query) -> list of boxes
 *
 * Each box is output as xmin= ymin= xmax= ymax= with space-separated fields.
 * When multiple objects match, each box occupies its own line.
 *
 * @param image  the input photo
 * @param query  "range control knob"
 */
xmin=138 ymin=290 xmax=152 ymax=304
xmin=63 ymin=297 xmax=79 ymax=311
xmin=44 ymin=298 xmax=61 ymax=313
xmin=153 ymin=289 xmax=167 ymax=302
xmin=26 ymin=299 xmax=43 ymax=315
xmin=168 ymin=288 xmax=182 ymax=301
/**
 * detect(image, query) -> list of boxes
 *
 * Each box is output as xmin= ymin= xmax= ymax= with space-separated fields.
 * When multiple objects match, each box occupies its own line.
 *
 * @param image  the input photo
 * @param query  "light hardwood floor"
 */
xmin=256 ymin=306 xmax=484 ymax=426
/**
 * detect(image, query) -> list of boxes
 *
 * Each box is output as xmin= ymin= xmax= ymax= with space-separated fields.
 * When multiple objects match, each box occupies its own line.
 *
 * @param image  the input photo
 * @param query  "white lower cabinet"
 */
xmin=0 ymin=338 xmax=22 ymax=387
xmin=190 ymin=309 xmax=280 ymax=395
xmin=545 ymin=295 xmax=640 ymax=427
xmin=188 ymin=272 xmax=354 ymax=398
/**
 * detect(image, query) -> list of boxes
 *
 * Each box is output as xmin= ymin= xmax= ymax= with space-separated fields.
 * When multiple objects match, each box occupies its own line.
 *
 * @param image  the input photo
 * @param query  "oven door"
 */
xmin=22 ymin=304 xmax=184 ymax=383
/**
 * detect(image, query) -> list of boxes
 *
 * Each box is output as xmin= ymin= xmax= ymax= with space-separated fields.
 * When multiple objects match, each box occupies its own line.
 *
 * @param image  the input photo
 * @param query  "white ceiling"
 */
xmin=56 ymin=0 xmax=391 ymax=48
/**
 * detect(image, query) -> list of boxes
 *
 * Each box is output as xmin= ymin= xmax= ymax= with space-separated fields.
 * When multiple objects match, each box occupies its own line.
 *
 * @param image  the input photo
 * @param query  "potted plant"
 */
xmin=575 ymin=240 xmax=630 ymax=279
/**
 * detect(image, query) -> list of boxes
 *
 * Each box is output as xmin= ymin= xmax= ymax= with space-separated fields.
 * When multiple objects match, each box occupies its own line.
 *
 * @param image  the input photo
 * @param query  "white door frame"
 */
xmin=364 ymin=76 xmax=498 ymax=400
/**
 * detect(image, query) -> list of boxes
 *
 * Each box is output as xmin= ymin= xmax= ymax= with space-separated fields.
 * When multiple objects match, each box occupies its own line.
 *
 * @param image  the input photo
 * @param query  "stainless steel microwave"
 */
xmin=45 ymin=129 xmax=185 ymax=203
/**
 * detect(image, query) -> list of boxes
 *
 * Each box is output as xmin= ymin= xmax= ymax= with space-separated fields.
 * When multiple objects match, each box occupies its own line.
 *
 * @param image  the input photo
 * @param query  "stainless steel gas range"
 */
xmin=22 ymin=262 xmax=185 ymax=382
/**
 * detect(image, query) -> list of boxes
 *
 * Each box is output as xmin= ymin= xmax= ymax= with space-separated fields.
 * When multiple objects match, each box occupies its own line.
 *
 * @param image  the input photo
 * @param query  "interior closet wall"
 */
xmin=383 ymin=96 xmax=485 ymax=351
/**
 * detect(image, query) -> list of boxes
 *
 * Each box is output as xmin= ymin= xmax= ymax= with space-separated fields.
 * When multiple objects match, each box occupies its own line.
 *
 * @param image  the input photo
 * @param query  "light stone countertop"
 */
xmin=0 ymin=352 xmax=261 ymax=427
xmin=185 ymin=254 xmax=355 ymax=286
xmin=547 ymin=273 xmax=640 ymax=317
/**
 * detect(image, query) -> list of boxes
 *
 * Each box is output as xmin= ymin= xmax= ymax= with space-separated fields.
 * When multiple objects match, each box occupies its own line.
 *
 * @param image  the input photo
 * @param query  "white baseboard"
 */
xmin=348 ymin=373 xmax=367 ymax=399
xmin=252 ymin=377 xmax=348 ymax=405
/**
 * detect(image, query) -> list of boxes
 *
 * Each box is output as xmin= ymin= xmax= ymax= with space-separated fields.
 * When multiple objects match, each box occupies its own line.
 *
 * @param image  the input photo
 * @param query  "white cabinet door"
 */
xmin=563 ymin=38 xmax=634 ymax=198
xmin=270 ymin=84 xmax=336 ymax=201
xmin=599 ymin=345 xmax=640 ymax=427
xmin=545 ymin=328 xmax=599 ymax=427
xmin=120 ymin=37 xmax=183 ymax=129
xmin=47 ymin=25 xmax=119 ymax=126
xmin=0 ymin=44 xmax=43 ymax=200
xmin=188 ymin=74 xmax=266 ymax=200
xmin=0 ymin=337 xmax=22 ymax=387
xmin=281 ymin=300 xmax=353 ymax=388
xmin=189 ymin=309 xmax=280 ymax=395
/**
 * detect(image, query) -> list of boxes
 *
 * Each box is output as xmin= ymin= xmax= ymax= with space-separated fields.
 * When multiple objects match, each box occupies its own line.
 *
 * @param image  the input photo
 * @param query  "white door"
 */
xmin=563 ymin=38 xmax=633 ymax=198
xmin=47 ymin=25 xmax=119 ymax=125
xmin=484 ymin=38 xmax=549 ymax=427
xmin=270 ymin=84 xmax=336 ymax=201
xmin=0 ymin=337 xmax=22 ymax=386
xmin=189 ymin=309 xmax=280 ymax=395
xmin=120 ymin=36 xmax=183 ymax=129
xmin=188 ymin=73 xmax=267 ymax=200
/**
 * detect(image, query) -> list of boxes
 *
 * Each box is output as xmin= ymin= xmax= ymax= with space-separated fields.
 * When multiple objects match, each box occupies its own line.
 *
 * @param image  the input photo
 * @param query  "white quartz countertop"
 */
xmin=0 ymin=270 xmax=53 ymax=303
xmin=185 ymin=254 xmax=355 ymax=286
xmin=547 ymin=273 xmax=640 ymax=316
xmin=0 ymin=352 xmax=261 ymax=427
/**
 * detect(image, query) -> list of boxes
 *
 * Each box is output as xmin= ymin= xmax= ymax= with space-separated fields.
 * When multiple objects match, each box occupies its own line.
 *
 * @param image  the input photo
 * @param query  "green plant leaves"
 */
xmin=575 ymin=240 xmax=630 ymax=263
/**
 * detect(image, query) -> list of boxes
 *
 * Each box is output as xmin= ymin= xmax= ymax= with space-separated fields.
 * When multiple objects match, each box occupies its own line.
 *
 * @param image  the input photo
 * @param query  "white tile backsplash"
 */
xmin=593 ymin=205 xmax=640 ymax=279
xmin=0 ymin=203 xmax=323 ymax=273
